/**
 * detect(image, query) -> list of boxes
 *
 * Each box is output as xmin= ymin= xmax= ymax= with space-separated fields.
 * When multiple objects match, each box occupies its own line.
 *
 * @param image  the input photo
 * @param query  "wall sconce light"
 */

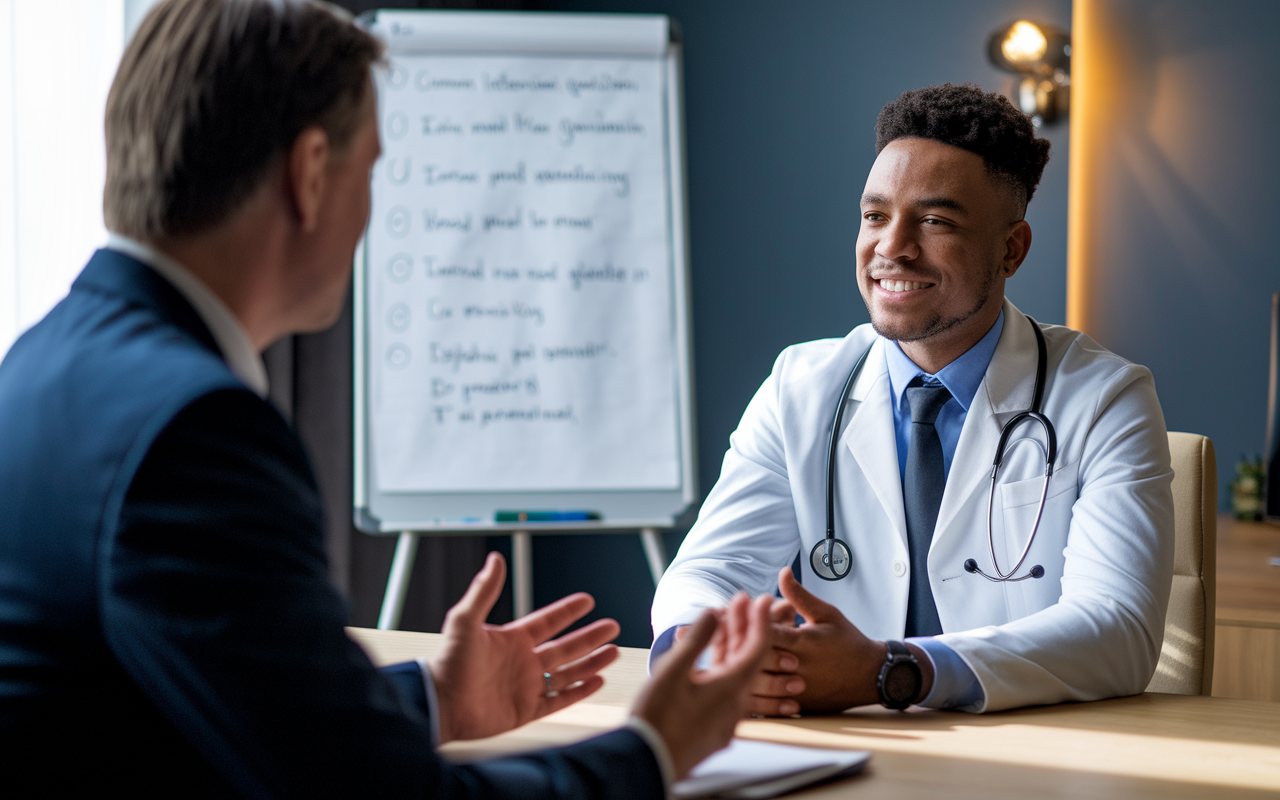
xmin=987 ymin=20 xmax=1071 ymax=126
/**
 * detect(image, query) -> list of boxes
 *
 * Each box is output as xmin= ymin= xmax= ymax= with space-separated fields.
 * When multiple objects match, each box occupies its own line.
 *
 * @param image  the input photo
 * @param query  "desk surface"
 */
xmin=348 ymin=627 xmax=1280 ymax=798
xmin=1218 ymin=515 xmax=1280 ymax=626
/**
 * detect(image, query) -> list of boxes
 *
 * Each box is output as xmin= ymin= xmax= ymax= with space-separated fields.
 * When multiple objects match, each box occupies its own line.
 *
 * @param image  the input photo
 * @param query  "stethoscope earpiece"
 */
xmin=963 ymin=557 xmax=1045 ymax=582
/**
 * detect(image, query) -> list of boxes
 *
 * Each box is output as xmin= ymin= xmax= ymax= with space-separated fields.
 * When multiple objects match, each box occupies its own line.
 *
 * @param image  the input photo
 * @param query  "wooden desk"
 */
xmin=348 ymin=627 xmax=1280 ymax=798
xmin=1214 ymin=515 xmax=1280 ymax=701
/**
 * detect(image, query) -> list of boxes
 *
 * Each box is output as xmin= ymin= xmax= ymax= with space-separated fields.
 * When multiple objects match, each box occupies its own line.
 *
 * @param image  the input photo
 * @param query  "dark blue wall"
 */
xmin=530 ymin=0 xmax=1073 ymax=647
xmin=1074 ymin=0 xmax=1279 ymax=511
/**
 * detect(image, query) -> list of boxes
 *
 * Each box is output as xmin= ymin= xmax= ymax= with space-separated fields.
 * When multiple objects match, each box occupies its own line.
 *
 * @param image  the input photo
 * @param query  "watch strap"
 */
xmin=877 ymin=640 xmax=921 ymax=710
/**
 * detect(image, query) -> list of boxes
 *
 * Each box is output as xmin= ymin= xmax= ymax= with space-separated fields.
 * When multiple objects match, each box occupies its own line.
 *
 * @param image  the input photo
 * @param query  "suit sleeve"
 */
xmin=104 ymin=389 xmax=664 ymax=799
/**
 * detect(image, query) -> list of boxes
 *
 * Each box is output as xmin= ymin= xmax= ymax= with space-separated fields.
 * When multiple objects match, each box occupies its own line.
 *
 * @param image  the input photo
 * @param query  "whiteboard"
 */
xmin=354 ymin=11 xmax=696 ymax=533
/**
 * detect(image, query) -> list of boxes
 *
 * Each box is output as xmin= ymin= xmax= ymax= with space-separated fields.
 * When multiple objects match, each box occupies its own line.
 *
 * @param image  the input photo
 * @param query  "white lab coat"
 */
xmin=653 ymin=300 xmax=1175 ymax=712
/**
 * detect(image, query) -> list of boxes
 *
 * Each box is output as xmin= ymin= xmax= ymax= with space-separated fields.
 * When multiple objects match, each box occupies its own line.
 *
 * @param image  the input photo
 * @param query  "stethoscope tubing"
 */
xmin=824 ymin=346 xmax=872 ymax=543
xmin=978 ymin=447 xmax=1050 ymax=581
xmin=818 ymin=314 xmax=1055 ymax=584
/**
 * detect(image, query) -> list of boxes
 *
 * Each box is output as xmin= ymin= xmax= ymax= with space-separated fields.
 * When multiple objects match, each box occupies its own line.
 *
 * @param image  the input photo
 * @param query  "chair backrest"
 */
xmin=1146 ymin=432 xmax=1217 ymax=695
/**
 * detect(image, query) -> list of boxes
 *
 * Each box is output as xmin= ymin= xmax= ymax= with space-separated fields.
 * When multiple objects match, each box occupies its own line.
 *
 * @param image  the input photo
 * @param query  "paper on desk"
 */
xmin=673 ymin=738 xmax=870 ymax=800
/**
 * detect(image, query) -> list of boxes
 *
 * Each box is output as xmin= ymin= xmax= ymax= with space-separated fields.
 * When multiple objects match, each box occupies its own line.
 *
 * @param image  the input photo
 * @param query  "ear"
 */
xmin=1001 ymin=219 xmax=1033 ymax=278
xmin=287 ymin=127 xmax=331 ymax=233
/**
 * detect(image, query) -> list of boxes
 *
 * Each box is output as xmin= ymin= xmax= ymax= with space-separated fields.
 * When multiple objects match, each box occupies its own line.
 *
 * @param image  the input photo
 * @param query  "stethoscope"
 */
xmin=810 ymin=314 xmax=1056 ymax=583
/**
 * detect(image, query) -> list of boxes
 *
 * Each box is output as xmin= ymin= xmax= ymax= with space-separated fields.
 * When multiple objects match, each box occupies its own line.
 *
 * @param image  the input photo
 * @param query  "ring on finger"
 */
xmin=543 ymin=671 xmax=559 ymax=698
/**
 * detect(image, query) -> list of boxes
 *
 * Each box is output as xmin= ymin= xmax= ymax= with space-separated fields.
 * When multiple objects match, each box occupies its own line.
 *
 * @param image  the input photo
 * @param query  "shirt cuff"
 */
xmin=417 ymin=658 xmax=442 ymax=747
xmin=650 ymin=624 xmax=716 ymax=674
xmin=648 ymin=625 xmax=680 ymax=674
xmin=907 ymin=638 xmax=985 ymax=712
xmin=626 ymin=715 xmax=675 ymax=790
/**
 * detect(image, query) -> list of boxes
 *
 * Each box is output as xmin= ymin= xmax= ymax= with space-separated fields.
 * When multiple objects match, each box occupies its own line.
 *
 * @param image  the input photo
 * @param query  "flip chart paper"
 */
xmin=366 ymin=54 xmax=681 ymax=493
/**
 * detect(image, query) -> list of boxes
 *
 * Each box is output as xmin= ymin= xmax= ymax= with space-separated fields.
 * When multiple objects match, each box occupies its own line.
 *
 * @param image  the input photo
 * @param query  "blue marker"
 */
xmin=495 ymin=511 xmax=601 ymax=523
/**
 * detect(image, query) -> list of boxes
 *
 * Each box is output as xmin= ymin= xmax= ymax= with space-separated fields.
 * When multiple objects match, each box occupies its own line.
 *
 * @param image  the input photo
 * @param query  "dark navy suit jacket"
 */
xmin=0 ymin=250 xmax=663 ymax=798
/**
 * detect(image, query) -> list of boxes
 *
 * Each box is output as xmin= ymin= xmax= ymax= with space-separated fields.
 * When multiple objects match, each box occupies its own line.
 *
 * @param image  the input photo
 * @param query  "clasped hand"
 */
xmin=742 ymin=567 xmax=934 ymax=715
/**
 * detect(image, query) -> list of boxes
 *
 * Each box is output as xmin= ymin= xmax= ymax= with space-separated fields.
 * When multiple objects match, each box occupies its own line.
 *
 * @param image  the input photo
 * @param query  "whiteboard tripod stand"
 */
xmin=376 ymin=527 xmax=670 ymax=630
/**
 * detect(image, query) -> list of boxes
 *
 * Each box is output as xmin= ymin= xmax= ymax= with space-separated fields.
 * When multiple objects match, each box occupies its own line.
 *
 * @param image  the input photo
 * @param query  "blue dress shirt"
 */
xmin=885 ymin=311 xmax=1004 ymax=484
xmin=885 ymin=310 xmax=1003 ymax=711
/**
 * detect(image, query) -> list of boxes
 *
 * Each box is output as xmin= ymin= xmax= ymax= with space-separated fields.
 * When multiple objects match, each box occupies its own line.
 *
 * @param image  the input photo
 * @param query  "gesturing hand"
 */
xmin=674 ymin=595 xmax=806 ymax=717
xmin=632 ymin=593 xmax=773 ymax=779
xmin=428 ymin=552 xmax=621 ymax=743
xmin=737 ymin=595 xmax=806 ymax=716
xmin=772 ymin=567 xmax=933 ymax=713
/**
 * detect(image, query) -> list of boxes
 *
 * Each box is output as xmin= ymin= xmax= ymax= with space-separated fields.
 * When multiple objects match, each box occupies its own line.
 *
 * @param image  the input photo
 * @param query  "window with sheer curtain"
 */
xmin=0 ymin=0 xmax=159 ymax=358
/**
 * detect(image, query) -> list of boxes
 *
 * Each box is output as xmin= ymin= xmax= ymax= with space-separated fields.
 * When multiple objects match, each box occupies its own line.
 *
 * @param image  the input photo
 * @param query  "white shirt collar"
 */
xmin=105 ymin=233 xmax=269 ymax=397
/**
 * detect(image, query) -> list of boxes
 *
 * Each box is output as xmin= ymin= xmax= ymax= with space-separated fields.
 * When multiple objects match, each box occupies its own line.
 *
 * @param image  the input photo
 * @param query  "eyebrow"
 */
xmin=860 ymin=193 xmax=968 ymax=214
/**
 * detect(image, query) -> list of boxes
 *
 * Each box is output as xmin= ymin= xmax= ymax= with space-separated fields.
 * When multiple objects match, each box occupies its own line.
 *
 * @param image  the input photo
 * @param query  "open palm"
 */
xmin=428 ymin=552 xmax=621 ymax=743
xmin=632 ymin=593 xmax=774 ymax=778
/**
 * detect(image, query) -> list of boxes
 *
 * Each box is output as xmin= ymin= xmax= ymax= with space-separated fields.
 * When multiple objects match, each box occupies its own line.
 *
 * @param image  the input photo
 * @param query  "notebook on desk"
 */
xmin=673 ymin=738 xmax=870 ymax=799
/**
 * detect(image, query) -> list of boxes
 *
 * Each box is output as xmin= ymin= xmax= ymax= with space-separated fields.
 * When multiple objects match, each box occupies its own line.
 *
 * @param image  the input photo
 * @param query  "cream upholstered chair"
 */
xmin=1145 ymin=432 xmax=1217 ymax=695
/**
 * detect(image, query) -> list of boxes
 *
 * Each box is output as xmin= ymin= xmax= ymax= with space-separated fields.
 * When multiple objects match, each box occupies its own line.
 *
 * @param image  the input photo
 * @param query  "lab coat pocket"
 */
xmin=997 ymin=460 xmax=1080 ymax=617
xmin=1000 ymin=460 xmax=1079 ymax=510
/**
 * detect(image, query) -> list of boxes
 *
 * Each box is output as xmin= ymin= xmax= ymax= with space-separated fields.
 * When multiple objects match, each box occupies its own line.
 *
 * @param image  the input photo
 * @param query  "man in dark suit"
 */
xmin=0 ymin=0 xmax=771 ymax=796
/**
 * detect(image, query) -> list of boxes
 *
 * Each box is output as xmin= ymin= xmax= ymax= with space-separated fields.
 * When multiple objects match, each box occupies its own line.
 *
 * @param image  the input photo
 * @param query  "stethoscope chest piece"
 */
xmin=810 ymin=537 xmax=853 ymax=580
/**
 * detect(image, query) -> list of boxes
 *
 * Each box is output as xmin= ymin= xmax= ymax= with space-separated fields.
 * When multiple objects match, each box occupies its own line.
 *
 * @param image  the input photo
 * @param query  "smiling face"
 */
xmin=856 ymin=137 xmax=1032 ymax=372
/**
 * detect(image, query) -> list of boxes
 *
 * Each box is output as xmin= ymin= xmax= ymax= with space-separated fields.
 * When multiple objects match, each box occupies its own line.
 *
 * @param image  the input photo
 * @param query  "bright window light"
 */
xmin=0 ymin=0 xmax=130 ymax=358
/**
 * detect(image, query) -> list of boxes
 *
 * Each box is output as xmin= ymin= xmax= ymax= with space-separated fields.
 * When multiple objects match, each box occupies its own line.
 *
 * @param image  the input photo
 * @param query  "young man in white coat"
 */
xmin=650 ymin=84 xmax=1175 ymax=715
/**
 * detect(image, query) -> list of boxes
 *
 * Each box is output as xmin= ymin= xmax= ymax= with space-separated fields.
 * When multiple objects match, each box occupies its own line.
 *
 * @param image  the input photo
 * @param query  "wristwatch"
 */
xmin=876 ymin=640 xmax=922 ymax=710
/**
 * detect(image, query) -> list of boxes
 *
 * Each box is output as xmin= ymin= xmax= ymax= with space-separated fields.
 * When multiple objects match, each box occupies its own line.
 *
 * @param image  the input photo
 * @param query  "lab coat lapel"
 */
xmin=933 ymin=301 xmax=1038 ymax=547
xmin=841 ymin=339 xmax=909 ymax=551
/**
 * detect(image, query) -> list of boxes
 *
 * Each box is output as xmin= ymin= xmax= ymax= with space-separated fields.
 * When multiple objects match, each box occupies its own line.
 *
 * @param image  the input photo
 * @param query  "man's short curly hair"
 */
xmin=875 ymin=83 xmax=1051 ymax=215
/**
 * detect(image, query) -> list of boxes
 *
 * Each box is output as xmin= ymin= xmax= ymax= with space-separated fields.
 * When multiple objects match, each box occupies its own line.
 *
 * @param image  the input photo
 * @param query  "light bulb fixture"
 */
xmin=1001 ymin=21 xmax=1049 ymax=64
xmin=987 ymin=19 xmax=1071 ymax=126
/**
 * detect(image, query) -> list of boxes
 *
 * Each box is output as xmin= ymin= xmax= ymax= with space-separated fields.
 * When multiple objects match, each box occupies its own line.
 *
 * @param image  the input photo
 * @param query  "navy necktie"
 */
xmin=903 ymin=379 xmax=951 ymax=637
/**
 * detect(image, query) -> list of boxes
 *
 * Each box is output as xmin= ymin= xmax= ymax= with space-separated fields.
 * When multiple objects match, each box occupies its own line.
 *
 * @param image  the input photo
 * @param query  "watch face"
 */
xmin=883 ymin=660 xmax=922 ymax=706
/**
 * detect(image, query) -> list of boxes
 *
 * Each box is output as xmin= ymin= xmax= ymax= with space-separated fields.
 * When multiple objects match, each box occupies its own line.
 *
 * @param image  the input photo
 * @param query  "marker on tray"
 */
xmin=495 ymin=511 xmax=602 ymax=523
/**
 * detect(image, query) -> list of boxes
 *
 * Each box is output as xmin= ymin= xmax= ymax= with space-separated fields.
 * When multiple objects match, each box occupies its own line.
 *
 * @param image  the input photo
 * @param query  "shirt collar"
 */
xmin=105 ymin=233 xmax=269 ymax=398
xmin=885 ymin=308 xmax=1004 ymax=412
